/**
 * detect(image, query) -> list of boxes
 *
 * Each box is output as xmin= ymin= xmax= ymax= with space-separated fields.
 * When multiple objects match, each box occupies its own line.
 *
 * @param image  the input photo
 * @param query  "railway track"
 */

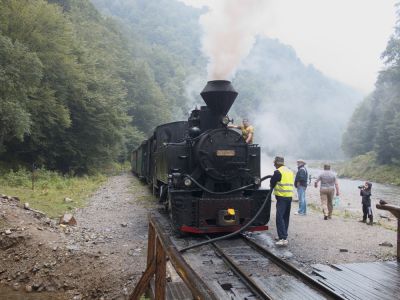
xmin=207 ymin=234 xmax=347 ymax=299
xmin=156 ymin=210 xmax=348 ymax=299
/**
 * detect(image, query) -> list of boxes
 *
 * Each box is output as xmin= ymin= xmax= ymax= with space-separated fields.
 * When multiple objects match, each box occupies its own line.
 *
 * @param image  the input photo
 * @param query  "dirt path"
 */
xmin=0 ymin=173 xmax=156 ymax=300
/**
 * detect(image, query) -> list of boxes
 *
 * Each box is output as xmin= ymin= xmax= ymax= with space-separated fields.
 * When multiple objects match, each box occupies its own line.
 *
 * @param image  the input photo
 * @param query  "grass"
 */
xmin=0 ymin=167 xmax=106 ymax=218
xmin=335 ymin=152 xmax=400 ymax=186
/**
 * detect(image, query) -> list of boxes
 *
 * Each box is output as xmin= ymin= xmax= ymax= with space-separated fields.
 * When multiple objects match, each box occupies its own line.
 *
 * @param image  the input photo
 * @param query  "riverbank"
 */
xmin=335 ymin=152 xmax=400 ymax=186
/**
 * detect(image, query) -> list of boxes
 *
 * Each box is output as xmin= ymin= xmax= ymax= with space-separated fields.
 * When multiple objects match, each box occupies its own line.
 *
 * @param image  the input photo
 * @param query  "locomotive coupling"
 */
xmin=218 ymin=209 xmax=240 ymax=226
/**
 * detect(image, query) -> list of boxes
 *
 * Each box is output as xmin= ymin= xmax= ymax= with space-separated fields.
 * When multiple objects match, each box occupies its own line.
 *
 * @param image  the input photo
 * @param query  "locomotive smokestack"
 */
xmin=200 ymin=80 xmax=238 ymax=115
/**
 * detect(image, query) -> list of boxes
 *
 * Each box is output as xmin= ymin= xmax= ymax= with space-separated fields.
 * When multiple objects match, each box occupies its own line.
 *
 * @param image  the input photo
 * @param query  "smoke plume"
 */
xmin=180 ymin=0 xmax=270 ymax=80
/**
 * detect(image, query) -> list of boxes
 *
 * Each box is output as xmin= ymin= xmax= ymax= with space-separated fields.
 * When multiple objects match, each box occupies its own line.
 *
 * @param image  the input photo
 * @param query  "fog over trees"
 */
xmin=342 ymin=5 xmax=400 ymax=166
xmin=1 ymin=0 xmax=369 ymax=174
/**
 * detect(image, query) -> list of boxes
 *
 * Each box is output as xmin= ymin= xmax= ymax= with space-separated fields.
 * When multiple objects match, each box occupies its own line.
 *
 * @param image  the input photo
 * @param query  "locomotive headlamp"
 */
xmin=227 ymin=208 xmax=235 ymax=216
xmin=254 ymin=177 xmax=261 ymax=185
xmin=221 ymin=116 xmax=230 ymax=125
xmin=184 ymin=177 xmax=192 ymax=187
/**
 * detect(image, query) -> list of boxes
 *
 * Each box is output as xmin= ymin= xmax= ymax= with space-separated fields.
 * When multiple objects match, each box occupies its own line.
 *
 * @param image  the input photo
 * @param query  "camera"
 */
xmin=358 ymin=185 xmax=364 ymax=189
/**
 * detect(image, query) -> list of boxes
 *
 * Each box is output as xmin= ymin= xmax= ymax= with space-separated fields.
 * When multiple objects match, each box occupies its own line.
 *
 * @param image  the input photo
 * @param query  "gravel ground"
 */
xmin=0 ymin=173 xmax=157 ymax=300
xmin=0 ymin=173 xmax=398 ymax=299
xmin=266 ymin=188 xmax=397 ymax=267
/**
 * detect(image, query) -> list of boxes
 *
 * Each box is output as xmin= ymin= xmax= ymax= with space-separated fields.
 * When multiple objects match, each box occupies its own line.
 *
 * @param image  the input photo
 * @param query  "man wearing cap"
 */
xmin=270 ymin=156 xmax=294 ymax=246
xmin=295 ymin=159 xmax=308 ymax=215
xmin=314 ymin=164 xmax=340 ymax=220
xmin=229 ymin=118 xmax=254 ymax=144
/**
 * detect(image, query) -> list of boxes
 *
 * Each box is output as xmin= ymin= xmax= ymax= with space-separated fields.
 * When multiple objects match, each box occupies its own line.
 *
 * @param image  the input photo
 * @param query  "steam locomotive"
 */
xmin=131 ymin=80 xmax=271 ymax=234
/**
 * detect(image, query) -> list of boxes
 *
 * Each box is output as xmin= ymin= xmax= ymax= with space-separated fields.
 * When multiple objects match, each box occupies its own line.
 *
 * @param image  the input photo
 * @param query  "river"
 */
xmin=261 ymin=157 xmax=400 ymax=214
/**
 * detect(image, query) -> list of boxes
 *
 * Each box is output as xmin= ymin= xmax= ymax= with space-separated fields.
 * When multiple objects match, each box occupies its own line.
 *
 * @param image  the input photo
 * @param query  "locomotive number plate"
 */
xmin=216 ymin=150 xmax=235 ymax=157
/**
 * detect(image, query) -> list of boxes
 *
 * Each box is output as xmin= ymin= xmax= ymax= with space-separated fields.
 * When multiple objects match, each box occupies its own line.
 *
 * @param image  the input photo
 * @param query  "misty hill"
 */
xmin=92 ymin=0 xmax=362 ymax=159
xmin=0 ymin=0 xmax=363 ymax=174
xmin=232 ymin=38 xmax=362 ymax=159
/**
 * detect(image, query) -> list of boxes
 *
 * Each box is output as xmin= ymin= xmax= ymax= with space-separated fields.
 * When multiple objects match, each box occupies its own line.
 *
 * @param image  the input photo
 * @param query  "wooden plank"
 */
xmin=337 ymin=262 xmax=400 ymax=294
xmin=155 ymin=237 xmax=166 ymax=300
xmin=312 ymin=262 xmax=400 ymax=300
xmin=129 ymin=260 xmax=156 ymax=300
xmin=147 ymin=222 xmax=156 ymax=267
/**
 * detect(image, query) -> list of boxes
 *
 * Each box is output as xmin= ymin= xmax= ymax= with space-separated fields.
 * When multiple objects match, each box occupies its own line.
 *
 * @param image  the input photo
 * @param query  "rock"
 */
xmin=64 ymin=197 xmax=73 ymax=203
xmin=25 ymin=285 xmax=33 ymax=293
xmin=23 ymin=203 xmax=30 ymax=210
xmin=5 ymin=229 xmax=12 ymax=235
xmin=379 ymin=242 xmax=394 ymax=247
xmin=59 ymin=213 xmax=77 ymax=226
xmin=339 ymin=249 xmax=348 ymax=252
xmin=12 ymin=196 xmax=20 ymax=201
xmin=12 ymin=282 xmax=20 ymax=291
xmin=120 ymin=223 xmax=128 ymax=227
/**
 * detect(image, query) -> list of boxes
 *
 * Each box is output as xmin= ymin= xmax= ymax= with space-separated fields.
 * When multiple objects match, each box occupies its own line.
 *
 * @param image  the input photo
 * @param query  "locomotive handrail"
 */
xmin=184 ymin=174 xmax=272 ymax=195
xmin=129 ymin=214 xmax=218 ymax=300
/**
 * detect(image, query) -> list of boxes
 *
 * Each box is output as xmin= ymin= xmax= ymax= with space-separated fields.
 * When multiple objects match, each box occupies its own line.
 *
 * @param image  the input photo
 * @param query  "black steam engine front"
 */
xmin=131 ymin=80 xmax=271 ymax=234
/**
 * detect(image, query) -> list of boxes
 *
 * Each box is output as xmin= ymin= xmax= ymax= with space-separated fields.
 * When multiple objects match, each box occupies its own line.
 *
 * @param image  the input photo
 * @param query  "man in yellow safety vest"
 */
xmin=270 ymin=156 xmax=294 ymax=246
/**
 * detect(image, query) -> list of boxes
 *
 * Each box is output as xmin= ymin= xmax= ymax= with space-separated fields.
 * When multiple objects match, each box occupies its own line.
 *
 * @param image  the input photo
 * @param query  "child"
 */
xmin=360 ymin=182 xmax=373 ymax=225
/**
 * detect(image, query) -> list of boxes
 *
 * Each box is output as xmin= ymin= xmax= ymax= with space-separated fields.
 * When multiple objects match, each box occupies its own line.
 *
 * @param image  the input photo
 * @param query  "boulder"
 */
xmin=59 ymin=214 xmax=77 ymax=226
xmin=64 ymin=197 xmax=73 ymax=203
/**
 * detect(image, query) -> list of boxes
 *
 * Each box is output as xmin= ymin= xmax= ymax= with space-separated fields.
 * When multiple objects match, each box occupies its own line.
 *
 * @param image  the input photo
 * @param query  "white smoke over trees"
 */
xmin=179 ymin=0 xmax=270 ymax=80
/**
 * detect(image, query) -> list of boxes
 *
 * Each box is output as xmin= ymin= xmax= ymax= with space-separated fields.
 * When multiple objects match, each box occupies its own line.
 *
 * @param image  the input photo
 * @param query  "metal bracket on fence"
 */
xmin=376 ymin=202 xmax=400 ymax=261
xmin=129 ymin=214 xmax=218 ymax=300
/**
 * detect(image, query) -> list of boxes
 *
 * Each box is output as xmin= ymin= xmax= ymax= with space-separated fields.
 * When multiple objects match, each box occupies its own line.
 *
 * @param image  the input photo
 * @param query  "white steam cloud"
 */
xmin=180 ymin=0 xmax=270 ymax=80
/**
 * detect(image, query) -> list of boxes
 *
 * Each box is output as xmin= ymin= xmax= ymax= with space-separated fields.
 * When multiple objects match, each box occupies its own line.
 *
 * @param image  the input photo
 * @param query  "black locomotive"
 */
xmin=131 ymin=80 xmax=271 ymax=234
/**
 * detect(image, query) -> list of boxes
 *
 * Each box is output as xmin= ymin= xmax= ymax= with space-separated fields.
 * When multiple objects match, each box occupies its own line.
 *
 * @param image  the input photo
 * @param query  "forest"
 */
xmin=342 ymin=5 xmax=400 ymax=168
xmin=1 ymin=0 xmax=375 ymax=175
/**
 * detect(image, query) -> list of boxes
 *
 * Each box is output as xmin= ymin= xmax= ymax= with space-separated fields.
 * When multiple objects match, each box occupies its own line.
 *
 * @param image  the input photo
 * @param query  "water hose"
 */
xmin=185 ymin=174 xmax=272 ymax=195
xmin=179 ymin=176 xmax=273 ymax=253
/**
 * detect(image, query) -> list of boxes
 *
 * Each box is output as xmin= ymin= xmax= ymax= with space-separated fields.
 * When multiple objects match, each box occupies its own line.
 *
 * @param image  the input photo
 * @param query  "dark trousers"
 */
xmin=276 ymin=196 xmax=292 ymax=240
xmin=362 ymin=203 xmax=373 ymax=221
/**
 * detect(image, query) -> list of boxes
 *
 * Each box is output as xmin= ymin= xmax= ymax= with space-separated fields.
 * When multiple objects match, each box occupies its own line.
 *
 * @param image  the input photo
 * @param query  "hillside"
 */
xmin=92 ymin=0 xmax=362 ymax=159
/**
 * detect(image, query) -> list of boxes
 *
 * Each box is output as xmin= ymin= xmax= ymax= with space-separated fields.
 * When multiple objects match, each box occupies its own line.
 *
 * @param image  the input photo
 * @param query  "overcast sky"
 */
xmin=181 ymin=0 xmax=397 ymax=94
xmin=263 ymin=0 xmax=397 ymax=94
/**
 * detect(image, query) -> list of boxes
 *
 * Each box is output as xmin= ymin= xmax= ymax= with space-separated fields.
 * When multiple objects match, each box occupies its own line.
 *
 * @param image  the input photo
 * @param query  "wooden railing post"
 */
xmin=131 ymin=215 xmax=219 ymax=300
xmin=376 ymin=203 xmax=400 ymax=261
xmin=129 ymin=222 xmax=156 ymax=300
xmin=147 ymin=222 xmax=156 ymax=267
xmin=155 ymin=236 xmax=167 ymax=299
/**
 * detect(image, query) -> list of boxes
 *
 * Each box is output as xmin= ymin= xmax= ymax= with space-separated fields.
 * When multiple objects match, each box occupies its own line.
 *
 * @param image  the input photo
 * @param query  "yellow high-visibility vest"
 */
xmin=274 ymin=166 xmax=294 ymax=197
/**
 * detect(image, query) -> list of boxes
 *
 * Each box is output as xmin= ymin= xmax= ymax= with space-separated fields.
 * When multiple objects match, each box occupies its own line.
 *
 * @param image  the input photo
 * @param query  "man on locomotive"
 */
xmin=270 ymin=156 xmax=294 ymax=246
xmin=228 ymin=118 xmax=254 ymax=144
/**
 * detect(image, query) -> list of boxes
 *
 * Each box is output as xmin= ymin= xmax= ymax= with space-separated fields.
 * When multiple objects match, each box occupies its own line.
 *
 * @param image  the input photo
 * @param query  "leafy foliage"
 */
xmin=0 ymin=0 xmax=172 ymax=173
xmin=342 ymin=4 xmax=400 ymax=165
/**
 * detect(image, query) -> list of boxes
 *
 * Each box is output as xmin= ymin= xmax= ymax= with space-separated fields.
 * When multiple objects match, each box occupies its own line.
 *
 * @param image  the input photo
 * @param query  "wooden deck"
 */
xmin=312 ymin=261 xmax=400 ymax=300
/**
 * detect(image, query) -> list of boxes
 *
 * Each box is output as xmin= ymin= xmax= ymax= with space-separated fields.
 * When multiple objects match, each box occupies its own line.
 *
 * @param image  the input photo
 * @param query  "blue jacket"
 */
xmin=295 ymin=165 xmax=308 ymax=187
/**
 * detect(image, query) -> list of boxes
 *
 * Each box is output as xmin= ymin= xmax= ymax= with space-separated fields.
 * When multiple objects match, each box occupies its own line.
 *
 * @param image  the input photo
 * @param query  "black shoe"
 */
xmin=324 ymin=216 xmax=328 ymax=220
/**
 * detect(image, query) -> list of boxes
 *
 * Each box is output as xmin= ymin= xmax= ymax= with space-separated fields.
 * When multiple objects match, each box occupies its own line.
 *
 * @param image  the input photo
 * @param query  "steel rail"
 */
xmin=241 ymin=234 xmax=347 ymax=300
xmin=208 ymin=238 xmax=274 ymax=300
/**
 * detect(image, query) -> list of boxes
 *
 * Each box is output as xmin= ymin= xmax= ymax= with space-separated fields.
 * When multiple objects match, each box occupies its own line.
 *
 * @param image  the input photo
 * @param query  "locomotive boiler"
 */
xmin=131 ymin=80 xmax=271 ymax=234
